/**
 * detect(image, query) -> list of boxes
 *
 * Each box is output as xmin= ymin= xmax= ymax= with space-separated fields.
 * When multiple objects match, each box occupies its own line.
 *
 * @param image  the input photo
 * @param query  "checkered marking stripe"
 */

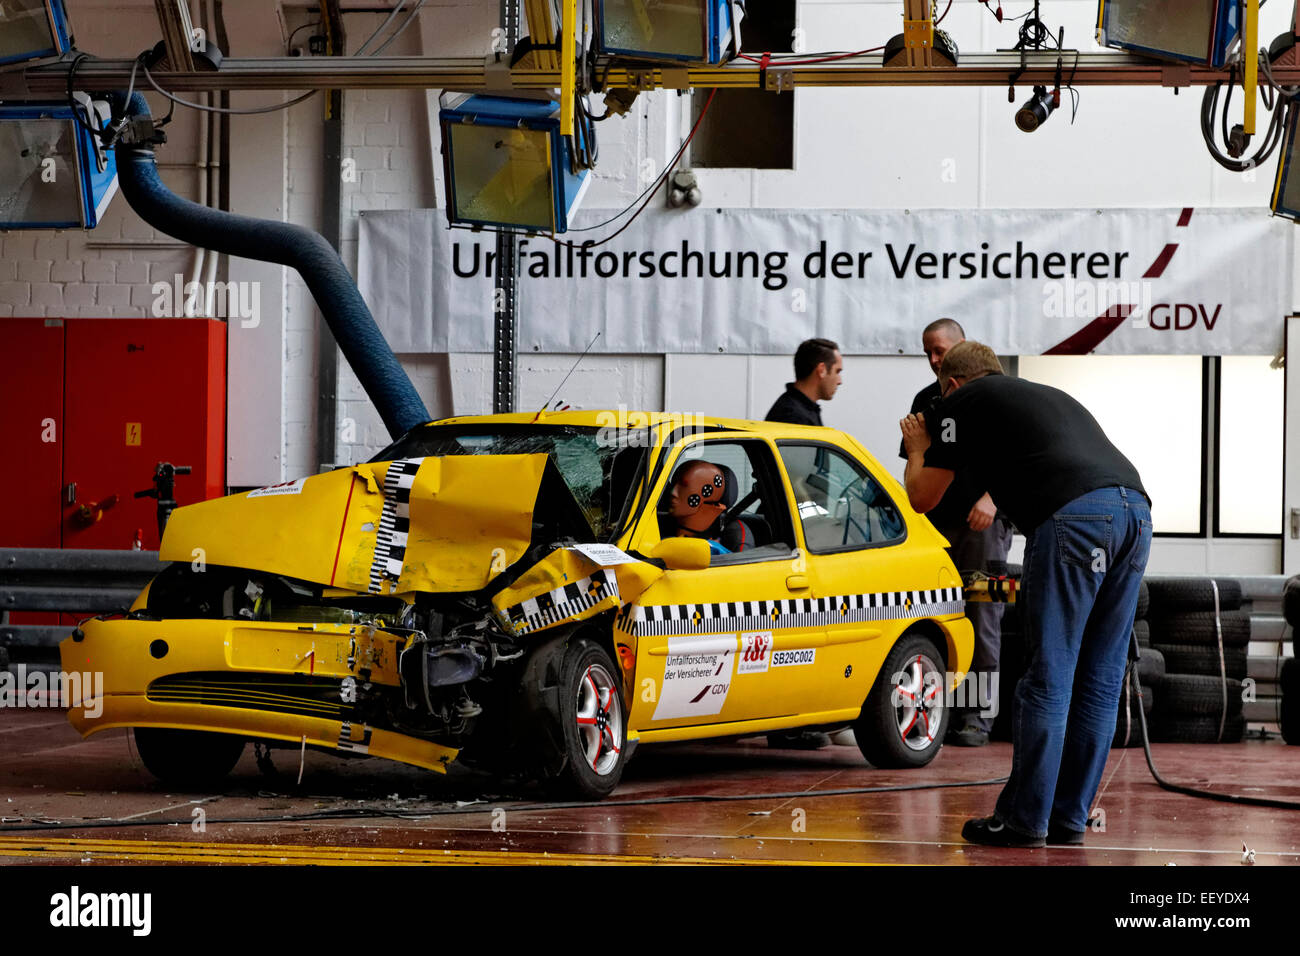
xmin=621 ymin=587 xmax=964 ymax=637
xmin=337 ymin=721 xmax=372 ymax=754
xmin=505 ymin=569 xmax=621 ymax=635
xmin=368 ymin=458 xmax=422 ymax=593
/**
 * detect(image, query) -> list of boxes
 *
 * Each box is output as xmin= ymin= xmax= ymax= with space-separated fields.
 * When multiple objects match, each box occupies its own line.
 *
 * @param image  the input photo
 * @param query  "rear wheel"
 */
xmin=854 ymin=633 xmax=948 ymax=768
xmin=133 ymin=727 xmax=245 ymax=788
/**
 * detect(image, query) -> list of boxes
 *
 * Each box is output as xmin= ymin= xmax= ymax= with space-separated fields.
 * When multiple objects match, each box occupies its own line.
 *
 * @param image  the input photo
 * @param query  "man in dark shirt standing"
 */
xmin=765 ymin=337 xmax=840 ymax=750
xmin=765 ymin=338 xmax=842 ymax=427
xmin=900 ymin=341 xmax=1151 ymax=849
xmin=900 ymin=319 xmax=1011 ymax=747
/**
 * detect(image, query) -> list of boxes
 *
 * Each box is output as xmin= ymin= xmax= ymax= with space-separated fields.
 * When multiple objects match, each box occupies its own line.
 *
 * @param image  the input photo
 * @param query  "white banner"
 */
xmin=357 ymin=207 xmax=1294 ymax=356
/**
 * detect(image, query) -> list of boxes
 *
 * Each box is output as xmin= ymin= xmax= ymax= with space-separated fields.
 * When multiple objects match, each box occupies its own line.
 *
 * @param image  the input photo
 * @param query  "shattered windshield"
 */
xmin=369 ymin=424 xmax=650 ymax=539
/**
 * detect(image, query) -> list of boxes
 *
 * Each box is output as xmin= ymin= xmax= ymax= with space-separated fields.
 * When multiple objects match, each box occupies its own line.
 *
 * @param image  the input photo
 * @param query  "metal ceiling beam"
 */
xmin=28 ymin=51 xmax=1300 ymax=94
xmin=152 ymin=0 xmax=197 ymax=71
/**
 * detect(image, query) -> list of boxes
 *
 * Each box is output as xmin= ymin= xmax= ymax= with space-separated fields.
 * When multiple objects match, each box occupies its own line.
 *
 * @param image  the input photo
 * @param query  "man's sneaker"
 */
xmin=961 ymin=815 xmax=1046 ymax=848
xmin=1046 ymin=822 xmax=1086 ymax=846
xmin=949 ymin=723 xmax=990 ymax=747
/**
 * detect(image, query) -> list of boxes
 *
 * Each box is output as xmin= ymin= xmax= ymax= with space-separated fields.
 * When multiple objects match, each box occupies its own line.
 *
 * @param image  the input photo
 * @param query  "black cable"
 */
xmin=284 ymin=20 xmax=321 ymax=53
xmin=545 ymin=87 xmax=716 ymax=246
xmin=1128 ymin=629 xmax=1300 ymax=811
xmin=0 ymin=775 xmax=1010 ymax=834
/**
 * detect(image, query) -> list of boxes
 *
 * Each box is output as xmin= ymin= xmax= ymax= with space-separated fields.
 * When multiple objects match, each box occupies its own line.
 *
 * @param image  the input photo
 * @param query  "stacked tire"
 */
xmin=1281 ymin=575 xmax=1300 ymax=745
xmin=1282 ymin=657 xmax=1298 ymax=745
xmin=1147 ymin=578 xmax=1247 ymax=744
xmin=990 ymin=565 xmax=1023 ymax=742
xmin=1113 ymin=578 xmax=1154 ymax=748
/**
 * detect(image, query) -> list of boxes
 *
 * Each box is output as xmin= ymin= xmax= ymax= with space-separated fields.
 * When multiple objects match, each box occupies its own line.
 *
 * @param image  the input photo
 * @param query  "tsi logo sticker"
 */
xmin=50 ymin=886 xmax=152 ymax=936
xmin=738 ymin=632 xmax=773 ymax=674
xmin=772 ymin=648 xmax=816 ymax=667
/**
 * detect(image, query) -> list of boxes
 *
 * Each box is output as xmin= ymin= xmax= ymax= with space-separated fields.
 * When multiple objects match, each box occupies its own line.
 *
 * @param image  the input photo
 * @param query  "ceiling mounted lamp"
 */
xmin=439 ymin=94 xmax=591 ymax=234
xmin=595 ymin=0 xmax=744 ymax=64
xmin=0 ymin=0 xmax=73 ymax=68
xmin=0 ymin=98 xmax=119 ymax=229
xmin=1096 ymin=0 xmax=1244 ymax=68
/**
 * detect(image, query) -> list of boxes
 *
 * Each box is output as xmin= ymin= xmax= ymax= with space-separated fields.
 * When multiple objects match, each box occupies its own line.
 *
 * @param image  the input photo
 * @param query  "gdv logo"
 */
xmin=1145 ymin=303 xmax=1223 ymax=331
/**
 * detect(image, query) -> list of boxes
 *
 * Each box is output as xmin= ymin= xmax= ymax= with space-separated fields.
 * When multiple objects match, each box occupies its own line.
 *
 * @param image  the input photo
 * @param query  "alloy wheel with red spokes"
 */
xmin=892 ymin=652 xmax=945 ymax=752
xmin=574 ymin=662 xmax=623 ymax=776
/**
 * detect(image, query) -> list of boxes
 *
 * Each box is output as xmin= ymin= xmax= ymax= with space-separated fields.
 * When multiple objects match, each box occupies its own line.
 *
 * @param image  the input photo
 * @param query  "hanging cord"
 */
xmin=1129 ymin=627 xmax=1300 ymax=810
xmin=1212 ymin=578 xmax=1227 ymax=742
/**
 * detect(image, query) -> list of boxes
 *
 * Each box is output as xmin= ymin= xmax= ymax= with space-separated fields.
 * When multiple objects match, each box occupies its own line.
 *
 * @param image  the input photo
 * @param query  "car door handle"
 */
xmin=785 ymin=574 xmax=810 ymax=589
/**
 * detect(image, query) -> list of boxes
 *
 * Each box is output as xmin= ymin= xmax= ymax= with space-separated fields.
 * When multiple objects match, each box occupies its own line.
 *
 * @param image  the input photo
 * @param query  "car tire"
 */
xmin=1149 ymin=610 xmax=1251 ymax=647
xmin=1156 ymin=674 xmax=1244 ymax=717
xmin=1281 ymin=658 xmax=1299 ymax=745
xmin=1150 ymin=643 xmax=1247 ymax=680
xmin=537 ymin=638 xmax=628 ymax=800
xmin=1282 ymin=577 xmax=1300 ymax=631
xmin=1146 ymin=578 xmax=1243 ymax=615
xmin=1137 ymin=646 xmax=1165 ymax=684
xmin=1133 ymin=619 xmax=1151 ymax=649
xmin=854 ymin=632 xmax=949 ymax=769
xmin=1149 ymin=713 xmax=1245 ymax=744
xmin=133 ymin=727 xmax=245 ymax=787
xmin=1112 ymin=680 xmax=1155 ymax=749
xmin=1136 ymin=579 xmax=1150 ymax=620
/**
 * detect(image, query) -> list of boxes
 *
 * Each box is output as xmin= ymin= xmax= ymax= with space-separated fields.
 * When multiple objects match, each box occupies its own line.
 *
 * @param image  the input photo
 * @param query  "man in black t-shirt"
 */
xmin=899 ymin=319 xmax=1011 ymax=748
xmin=900 ymin=341 xmax=1151 ymax=849
xmin=765 ymin=338 xmax=842 ymax=427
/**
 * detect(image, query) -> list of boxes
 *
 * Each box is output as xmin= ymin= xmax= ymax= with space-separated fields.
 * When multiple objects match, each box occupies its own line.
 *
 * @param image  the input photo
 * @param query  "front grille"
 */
xmin=147 ymin=672 xmax=353 ymax=720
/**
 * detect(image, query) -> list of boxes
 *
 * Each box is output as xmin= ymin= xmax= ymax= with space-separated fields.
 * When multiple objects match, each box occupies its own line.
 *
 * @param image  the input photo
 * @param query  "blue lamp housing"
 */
xmin=439 ymin=94 xmax=590 ymax=234
xmin=1271 ymin=103 xmax=1300 ymax=221
xmin=0 ymin=100 xmax=119 ymax=229
xmin=0 ymin=0 xmax=75 ymax=66
xmin=596 ymin=0 xmax=740 ymax=64
xmin=1097 ymin=0 xmax=1242 ymax=69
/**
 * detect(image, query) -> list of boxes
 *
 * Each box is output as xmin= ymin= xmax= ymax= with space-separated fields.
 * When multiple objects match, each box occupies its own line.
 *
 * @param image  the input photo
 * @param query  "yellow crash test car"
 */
xmin=61 ymin=411 xmax=973 ymax=799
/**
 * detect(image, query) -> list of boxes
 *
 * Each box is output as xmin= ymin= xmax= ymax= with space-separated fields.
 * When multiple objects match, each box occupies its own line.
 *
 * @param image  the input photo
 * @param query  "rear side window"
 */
xmin=777 ymin=443 xmax=906 ymax=552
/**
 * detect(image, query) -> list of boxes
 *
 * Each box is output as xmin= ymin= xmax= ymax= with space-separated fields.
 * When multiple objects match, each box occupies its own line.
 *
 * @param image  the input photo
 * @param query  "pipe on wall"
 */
xmin=109 ymin=92 xmax=429 ymax=441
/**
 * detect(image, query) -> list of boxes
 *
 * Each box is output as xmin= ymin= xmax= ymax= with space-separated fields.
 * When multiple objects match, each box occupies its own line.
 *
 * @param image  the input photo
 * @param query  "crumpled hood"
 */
xmin=161 ymin=454 xmax=555 ymax=594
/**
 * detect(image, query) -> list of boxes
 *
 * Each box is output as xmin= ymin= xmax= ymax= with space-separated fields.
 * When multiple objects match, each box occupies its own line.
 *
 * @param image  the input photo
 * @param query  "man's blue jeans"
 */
xmin=994 ymin=486 xmax=1152 ymax=837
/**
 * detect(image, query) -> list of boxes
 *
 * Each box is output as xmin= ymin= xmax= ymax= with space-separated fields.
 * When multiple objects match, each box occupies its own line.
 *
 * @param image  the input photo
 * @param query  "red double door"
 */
xmin=0 ymin=317 xmax=227 ymax=552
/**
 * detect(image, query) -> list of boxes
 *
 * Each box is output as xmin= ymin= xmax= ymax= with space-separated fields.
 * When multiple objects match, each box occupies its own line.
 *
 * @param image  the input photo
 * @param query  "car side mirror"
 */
xmin=648 ymin=537 xmax=711 ymax=570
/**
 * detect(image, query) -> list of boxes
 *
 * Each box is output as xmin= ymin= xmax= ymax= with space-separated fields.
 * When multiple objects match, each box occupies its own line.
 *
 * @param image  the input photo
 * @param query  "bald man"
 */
xmin=900 ymin=318 xmax=1011 ymax=747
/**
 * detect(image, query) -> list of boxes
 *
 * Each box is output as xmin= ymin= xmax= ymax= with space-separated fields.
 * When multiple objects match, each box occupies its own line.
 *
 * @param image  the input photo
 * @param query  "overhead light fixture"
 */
xmin=0 ymin=0 xmax=74 ymax=67
xmin=1270 ymin=103 xmax=1300 ymax=221
xmin=439 ymin=94 xmax=590 ymax=234
xmin=1096 ymin=0 xmax=1243 ymax=68
xmin=0 ymin=99 xmax=118 ymax=229
xmin=595 ymin=0 xmax=743 ymax=64
xmin=1015 ymin=85 xmax=1058 ymax=132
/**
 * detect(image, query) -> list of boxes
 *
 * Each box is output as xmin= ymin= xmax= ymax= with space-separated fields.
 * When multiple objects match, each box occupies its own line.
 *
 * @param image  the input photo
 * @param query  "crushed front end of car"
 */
xmin=61 ymin=420 xmax=656 ymax=796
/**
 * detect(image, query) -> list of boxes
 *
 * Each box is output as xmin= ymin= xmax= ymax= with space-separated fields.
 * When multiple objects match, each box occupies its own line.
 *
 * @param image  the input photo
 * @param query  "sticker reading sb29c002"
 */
xmin=771 ymin=648 xmax=816 ymax=667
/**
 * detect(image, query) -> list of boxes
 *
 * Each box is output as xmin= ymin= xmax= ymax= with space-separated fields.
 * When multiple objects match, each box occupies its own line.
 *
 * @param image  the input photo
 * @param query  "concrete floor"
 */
xmin=1 ymin=708 xmax=1297 ymax=865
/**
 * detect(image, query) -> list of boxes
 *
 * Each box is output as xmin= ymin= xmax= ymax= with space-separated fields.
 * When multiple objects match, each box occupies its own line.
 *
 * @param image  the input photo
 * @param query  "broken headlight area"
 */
xmin=134 ymin=561 xmax=528 ymax=746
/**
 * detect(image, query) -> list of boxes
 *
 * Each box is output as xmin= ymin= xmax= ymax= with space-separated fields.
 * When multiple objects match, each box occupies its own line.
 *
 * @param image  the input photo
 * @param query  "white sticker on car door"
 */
xmin=651 ymin=636 xmax=734 ymax=721
xmin=737 ymin=632 xmax=773 ymax=674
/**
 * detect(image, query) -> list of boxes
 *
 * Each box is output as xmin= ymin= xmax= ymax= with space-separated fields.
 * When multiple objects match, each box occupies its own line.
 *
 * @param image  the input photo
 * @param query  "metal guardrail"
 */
xmin=0 ymin=549 xmax=164 ymax=663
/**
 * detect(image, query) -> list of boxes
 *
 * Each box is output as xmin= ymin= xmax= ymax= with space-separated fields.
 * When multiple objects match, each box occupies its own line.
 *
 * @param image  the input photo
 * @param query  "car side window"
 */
xmin=655 ymin=439 xmax=797 ymax=563
xmin=777 ymin=443 xmax=906 ymax=552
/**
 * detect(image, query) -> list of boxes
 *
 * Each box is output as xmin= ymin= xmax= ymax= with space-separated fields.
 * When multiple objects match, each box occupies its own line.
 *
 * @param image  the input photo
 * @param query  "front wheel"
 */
xmin=540 ymin=639 xmax=628 ymax=799
xmin=133 ymin=727 xmax=245 ymax=787
xmin=854 ymin=633 xmax=948 ymax=768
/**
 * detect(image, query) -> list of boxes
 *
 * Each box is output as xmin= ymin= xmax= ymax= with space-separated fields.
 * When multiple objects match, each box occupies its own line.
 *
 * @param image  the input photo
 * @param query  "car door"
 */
xmin=623 ymin=435 xmax=828 ymax=730
xmin=774 ymin=440 xmax=948 ymax=714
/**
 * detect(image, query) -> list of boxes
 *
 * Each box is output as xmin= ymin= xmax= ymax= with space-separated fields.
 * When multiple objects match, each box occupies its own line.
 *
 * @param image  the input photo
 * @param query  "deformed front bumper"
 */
xmin=59 ymin=617 xmax=458 ymax=773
